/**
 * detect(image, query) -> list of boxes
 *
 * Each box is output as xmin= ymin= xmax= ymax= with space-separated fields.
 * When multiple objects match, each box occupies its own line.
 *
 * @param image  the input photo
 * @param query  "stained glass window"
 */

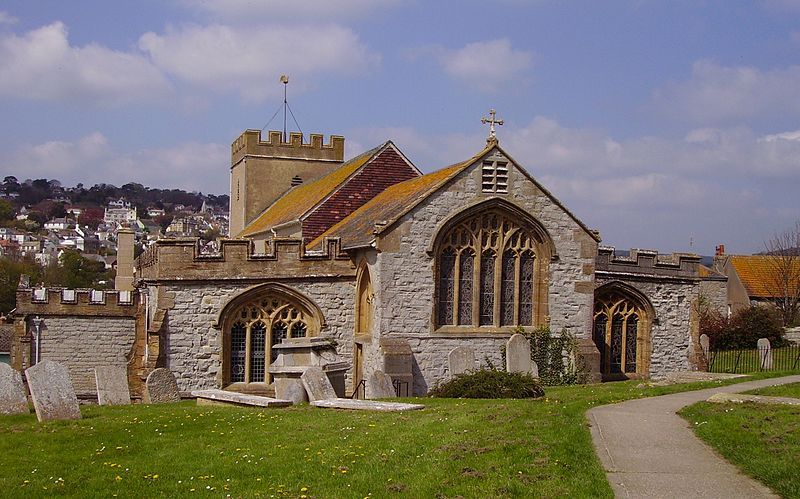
xmin=625 ymin=315 xmax=638 ymax=373
xmin=435 ymin=208 xmax=544 ymax=328
xmin=250 ymin=321 xmax=266 ymax=382
xmin=500 ymin=251 xmax=515 ymax=326
xmin=438 ymin=249 xmax=456 ymax=325
xmin=610 ymin=315 xmax=623 ymax=373
xmin=458 ymin=250 xmax=474 ymax=325
xmin=230 ymin=322 xmax=246 ymax=383
xmin=480 ymin=251 xmax=495 ymax=326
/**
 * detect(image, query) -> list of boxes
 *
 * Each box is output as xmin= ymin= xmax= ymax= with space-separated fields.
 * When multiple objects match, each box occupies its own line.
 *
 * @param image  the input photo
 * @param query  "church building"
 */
xmin=11 ymin=118 xmax=721 ymax=399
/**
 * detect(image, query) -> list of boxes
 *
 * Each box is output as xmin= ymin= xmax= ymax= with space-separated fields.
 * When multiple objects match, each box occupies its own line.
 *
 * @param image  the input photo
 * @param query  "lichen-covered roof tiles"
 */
xmin=308 ymin=146 xmax=491 ymax=249
xmin=239 ymin=143 xmax=385 ymax=237
xmin=729 ymin=255 xmax=800 ymax=298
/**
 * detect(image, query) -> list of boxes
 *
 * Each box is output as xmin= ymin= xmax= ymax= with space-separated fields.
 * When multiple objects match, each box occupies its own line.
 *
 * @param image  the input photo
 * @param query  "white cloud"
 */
xmin=0 ymin=11 xmax=18 ymax=25
xmin=651 ymin=60 xmax=800 ymax=124
xmin=4 ymin=133 xmax=228 ymax=193
xmin=0 ymin=22 xmax=171 ymax=105
xmin=412 ymin=39 xmax=532 ymax=92
xmin=138 ymin=23 xmax=380 ymax=101
xmin=182 ymin=0 xmax=402 ymax=22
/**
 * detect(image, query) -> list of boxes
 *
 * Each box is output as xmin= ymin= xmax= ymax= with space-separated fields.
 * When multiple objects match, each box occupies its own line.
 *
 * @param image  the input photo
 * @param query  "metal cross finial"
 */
xmin=481 ymin=109 xmax=504 ymax=143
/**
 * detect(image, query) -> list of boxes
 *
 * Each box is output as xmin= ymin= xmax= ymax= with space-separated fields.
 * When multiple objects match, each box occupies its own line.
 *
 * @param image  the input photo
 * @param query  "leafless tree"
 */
xmin=764 ymin=220 xmax=800 ymax=327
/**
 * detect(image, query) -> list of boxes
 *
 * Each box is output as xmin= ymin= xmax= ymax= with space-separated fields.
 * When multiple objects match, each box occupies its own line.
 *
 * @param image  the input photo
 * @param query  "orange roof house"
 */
xmin=716 ymin=253 xmax=800 ymax=314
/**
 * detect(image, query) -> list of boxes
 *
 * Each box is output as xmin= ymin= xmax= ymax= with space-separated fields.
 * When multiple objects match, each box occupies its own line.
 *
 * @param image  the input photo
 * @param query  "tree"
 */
xmin=0 ymin=256 xmax=43 ymax=314
xmin=0 ymin=199 xmax=13 ymax=222
xmin=764 ymin=220 xmax=800 ymax=327
xmin=46 ymin=250 xmax=110 ymax=289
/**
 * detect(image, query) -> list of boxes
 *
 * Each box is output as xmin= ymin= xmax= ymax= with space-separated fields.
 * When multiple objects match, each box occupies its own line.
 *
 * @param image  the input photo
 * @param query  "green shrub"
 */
xmin=708 ymin=306 xmax=788 ymax=350
xmin=428 ymin=368 xmax=545 ymax=399
xmin=500 ymin=326 xmax=587 ymax=385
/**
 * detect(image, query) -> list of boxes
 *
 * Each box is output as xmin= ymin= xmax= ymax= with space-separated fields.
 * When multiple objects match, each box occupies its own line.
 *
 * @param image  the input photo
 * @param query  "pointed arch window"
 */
xmin=593 ymin=289 xmax=651 ymax=377
xmin=435 ymin=209 xmax=549 ymax=328
xmin=226 ymin=296 xmax=315 ymax=384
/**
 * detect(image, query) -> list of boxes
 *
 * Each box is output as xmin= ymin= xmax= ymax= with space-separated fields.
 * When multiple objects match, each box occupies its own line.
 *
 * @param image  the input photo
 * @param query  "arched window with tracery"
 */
xmin=435 ymin=208 xmax=551 ymax=329
xmin=593 ymin=287 xmax=652 ymax=378
xmin=227 ymin=295 xmax=314 ymax=384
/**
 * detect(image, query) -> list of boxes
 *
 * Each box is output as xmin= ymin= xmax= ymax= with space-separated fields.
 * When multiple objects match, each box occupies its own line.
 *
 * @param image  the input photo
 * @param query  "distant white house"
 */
xmin=104 ymin=198 xmax=137 ymax=225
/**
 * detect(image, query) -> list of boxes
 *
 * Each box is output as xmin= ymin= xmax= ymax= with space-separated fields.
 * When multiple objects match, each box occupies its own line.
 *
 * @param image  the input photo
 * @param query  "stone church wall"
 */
xmin=373 ymin=154 xmax=597 ymax=394
xmin=38 ymin=316 xmax=135 ymax=396
xmin=158 ymin=278 xmax=355 ymax=392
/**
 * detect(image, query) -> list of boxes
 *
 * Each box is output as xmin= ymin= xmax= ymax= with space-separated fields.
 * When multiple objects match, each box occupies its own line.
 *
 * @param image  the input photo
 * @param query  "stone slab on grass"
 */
xmin=24 ymin=360 xmax=81 ymax=422
xmin=311 ymin=398 xmax=424 ymax=412
xmin=301 ymin=367 xmax=337 ymax=401
xmin=144 ymin=368 xmax=180 ymax=404
xmin=707 ymin=392 xmax=800 ymax=406
xmin=94 ymin=366 xmax=131 ymax=406
xmin=192 ymin=389 xmax=292 ymax=408
xmin=0 ymin=364 xmax=29 ymax=415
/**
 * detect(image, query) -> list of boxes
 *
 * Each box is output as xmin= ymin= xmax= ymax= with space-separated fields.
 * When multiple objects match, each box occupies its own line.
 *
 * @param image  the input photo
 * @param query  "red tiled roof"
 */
xmin=729 ymin=255 xmax=800 ymax=298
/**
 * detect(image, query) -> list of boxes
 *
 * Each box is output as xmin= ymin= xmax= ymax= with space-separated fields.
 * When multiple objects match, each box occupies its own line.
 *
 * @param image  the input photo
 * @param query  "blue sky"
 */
xmin=1 ymin=1 xmax=799 ymax=255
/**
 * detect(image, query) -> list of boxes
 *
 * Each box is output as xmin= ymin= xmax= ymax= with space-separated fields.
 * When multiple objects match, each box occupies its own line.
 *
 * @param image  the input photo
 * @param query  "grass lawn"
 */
xmin=745 ymin=382 xmax=800 ymax=399
xmin=0 ymin=373 xmax=791 ymax=498
xmin=680 ymin=398 xmax=800 ymax=498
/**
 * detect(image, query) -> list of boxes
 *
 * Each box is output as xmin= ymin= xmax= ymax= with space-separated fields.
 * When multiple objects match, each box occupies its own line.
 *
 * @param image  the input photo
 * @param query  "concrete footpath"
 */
xmin=588 ymin=374 xmax=800 ymax=498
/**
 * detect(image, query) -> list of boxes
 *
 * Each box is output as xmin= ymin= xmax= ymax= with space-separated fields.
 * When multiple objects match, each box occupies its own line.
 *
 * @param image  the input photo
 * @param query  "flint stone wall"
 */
xmin=372 ymin=155 xmax=597 ymax=394
xmin=596 ymin=275 xmax=698 ymax=378
xmin=159 ymin=279 xmax=354 ymax=392
xmin=38 ymin=317 xmax=135 ymax=396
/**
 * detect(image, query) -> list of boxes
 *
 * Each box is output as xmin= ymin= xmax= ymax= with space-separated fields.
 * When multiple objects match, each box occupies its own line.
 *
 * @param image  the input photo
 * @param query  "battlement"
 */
xmin=596 ymin=246 xmax=701 ymax=279
xmin=136 ymin=237 xmax=354 ymax=282
xmin=231 ymin=129 xmax=345 ymax=165
xmin=15 ymin=287 xmax=138 ymax=317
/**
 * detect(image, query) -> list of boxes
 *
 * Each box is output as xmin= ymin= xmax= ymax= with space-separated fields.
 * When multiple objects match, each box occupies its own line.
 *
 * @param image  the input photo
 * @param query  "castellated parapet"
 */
xmin=595 ymin=246 xmax=701 ymax=281
xmin=231 ymin=130 xmax=345 ymax=166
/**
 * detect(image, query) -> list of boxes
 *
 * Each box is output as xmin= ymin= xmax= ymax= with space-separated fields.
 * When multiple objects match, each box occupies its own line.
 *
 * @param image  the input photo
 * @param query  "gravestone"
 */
xmin=699 ymin=334 xmax=710 ymax=357
xmin=24 ymin=360 xmax=81 ymax=422
xmin=0 ymin=364 xmax=29 ymax=415
xmin=366 ymin=370 xmax=396 ymax=399
xmin=94 ymin=366 xmax=131 ymax=406
xmin=506 ymin=334 xmax=537 ymax=376
xmin=301 ymin=367 xmax=337 ymax=401
xmin=143 ymin=368 xmax=180 ymax=404
xmin=274 ymin=377 xmax=308 ymax=404
xmin=757 ymin=338 xmax=772 ymax=370
xmin=448 ymin=346 xmax=476 ymax=375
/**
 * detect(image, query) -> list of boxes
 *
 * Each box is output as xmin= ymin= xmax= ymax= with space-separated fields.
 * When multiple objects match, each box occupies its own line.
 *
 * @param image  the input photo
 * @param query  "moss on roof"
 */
xmin=238 ymin=144 xmax=385 ymax=237
xmin=308 ymin=146 xmax=491 ymax=249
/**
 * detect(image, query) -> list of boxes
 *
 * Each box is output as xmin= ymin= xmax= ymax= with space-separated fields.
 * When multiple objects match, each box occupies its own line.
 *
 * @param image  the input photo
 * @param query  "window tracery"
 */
xmin=228 ymin=296 xmax=312 ymax=384
xmin=435 ymin=209 xmax=547 ymax=328
xmin=593 ymin=291 xmax=644 ymax=375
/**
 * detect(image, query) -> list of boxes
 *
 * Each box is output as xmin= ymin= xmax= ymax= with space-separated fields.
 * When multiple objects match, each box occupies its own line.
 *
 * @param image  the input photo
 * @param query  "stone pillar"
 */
xmin=577 ymin=338 xmax=602 ymax=383
xmin=115 ymin=228 xmax=135 ymax=292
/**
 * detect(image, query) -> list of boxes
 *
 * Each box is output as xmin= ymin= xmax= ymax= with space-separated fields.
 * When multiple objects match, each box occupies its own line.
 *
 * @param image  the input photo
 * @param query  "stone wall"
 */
xmin=158 ymin=278 xmax=355 ymax=392
xmin=38 ymin=316 xmax=135 ymax=396
xmin=372 ymin=151 xmax=598 ymax=393
xmin=596 ymin=275 xmax=698 ymax=378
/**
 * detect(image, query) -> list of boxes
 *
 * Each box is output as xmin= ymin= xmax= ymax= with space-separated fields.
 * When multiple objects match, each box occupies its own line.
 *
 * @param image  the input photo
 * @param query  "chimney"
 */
xmin=115 ymin=228 xmax=135 ymax=291
xmin=715 ymin=244 xmax=725 ymax=256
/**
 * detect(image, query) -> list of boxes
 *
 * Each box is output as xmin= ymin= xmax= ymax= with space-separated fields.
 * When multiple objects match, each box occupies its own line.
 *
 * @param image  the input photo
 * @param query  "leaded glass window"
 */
xmin=435 ymin=208 xmax=544 ymax=328
xmin=226 ymin=295 xmax=314 ymax=384
xmin=438 ymin=249 xmax=455 ymax=325
xmin=593 ymin=290 xmax=645 ymax=376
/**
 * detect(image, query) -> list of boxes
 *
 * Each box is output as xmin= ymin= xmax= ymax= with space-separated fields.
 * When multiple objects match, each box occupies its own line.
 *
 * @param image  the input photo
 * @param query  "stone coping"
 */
xmin=311 ymin=398 xmax=424 ymax=412
xmin=191 ymin=389 xmax=293 ymax=408
xmin=707 ymin=392 xmax=800 ymax=406
xmin=269 ymin=362 xmax=349 ymax=374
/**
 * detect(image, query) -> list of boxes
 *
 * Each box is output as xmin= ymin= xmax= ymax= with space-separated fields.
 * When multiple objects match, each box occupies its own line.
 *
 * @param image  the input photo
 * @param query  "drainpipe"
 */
xmin=31 ymin=316 xmax=43 ymax=364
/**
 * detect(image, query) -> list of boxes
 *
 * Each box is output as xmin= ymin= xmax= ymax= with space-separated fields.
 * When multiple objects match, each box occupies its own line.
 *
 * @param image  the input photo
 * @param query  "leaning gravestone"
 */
xmin=95 ymin=366 xmax=131 ymax=406
xmin=757 ymin=338 xmax=772 ymax=370
xmin=144 ymin=368 xmax=180 ymax=404
xmin=24 ymin=360 xmax=81 ymax=422
xmin=301 ymin=367 xmax=337 ymax=402
xmin=448 ymin=346 xmax=476 ymax=375
xmin=506 ymin=334 xmax=538 ymax=377
xmin=0 ymin=364 xmax=29 ymax=415
xmin=366 ymin=370 xmax=396 ymax=399
xmin=699 ymin=334 xmax=710 ymax=357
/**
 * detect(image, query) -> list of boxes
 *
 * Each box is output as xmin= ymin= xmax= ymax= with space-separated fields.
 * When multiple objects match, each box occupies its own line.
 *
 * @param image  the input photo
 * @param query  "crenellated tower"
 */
xmin=229 ymin=130 xmax=345 ymax=236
